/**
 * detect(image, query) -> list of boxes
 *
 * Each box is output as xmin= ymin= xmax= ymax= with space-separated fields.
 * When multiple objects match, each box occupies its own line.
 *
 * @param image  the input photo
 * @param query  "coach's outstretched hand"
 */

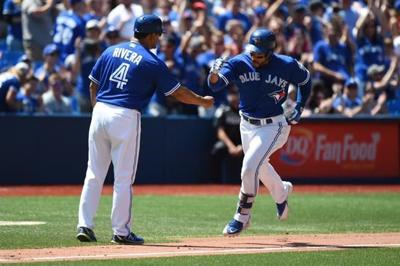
xmin=201 ymin=96 xmax=215 ymax=109
xmin=285 ymin=104 xmax=303 ymax=125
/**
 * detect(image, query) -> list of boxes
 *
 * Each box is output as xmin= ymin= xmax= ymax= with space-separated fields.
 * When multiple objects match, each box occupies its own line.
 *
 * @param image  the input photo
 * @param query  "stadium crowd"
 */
xmin=0 ymin=0 xmax=399 ymax=116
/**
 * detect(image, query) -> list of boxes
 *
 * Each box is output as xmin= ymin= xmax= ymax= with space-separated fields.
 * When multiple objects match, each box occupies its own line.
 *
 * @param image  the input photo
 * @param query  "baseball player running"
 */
xmin=76 ymin=14 xmax=214 ymax=244
xmin=208 ymin=28 xmax=311 ymax=236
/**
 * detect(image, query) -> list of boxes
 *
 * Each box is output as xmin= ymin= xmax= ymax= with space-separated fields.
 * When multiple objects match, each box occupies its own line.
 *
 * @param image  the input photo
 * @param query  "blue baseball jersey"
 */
xmin=89 ymin=41 xmax=181 ymax=111
xmin=355 ymin=36 xmax=385 ymax=81
xmin=208 ymin=53 xmax=311 ymax=118
xmin=313 ymin=40 xmax=352 ymax=80
xmin=53 ymin=10 xmax=86 ymax=60
xmin=0 ymin=73 xmax=21 ymax=112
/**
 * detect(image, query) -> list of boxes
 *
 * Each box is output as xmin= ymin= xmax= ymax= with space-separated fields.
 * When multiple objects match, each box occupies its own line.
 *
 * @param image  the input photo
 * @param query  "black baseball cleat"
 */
xmin=111 ymin=232 xmax=144 ymax=245
xmin=76 ymin=227 xmax=97 ymax=242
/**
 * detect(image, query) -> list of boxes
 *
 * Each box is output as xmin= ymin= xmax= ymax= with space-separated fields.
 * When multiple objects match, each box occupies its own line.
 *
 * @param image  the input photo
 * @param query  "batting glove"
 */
xmin=210 ymin=56 xmax=227 ymax=74
xmin=285 ymin=104 xmax=304 ymax=125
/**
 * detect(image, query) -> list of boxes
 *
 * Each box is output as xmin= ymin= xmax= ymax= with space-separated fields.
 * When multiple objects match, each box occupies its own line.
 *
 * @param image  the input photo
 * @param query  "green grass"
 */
xmin=0 ymin=193 xmax=399 ymax=249
xmin=2 ymin=248 xmax=400 ymax=266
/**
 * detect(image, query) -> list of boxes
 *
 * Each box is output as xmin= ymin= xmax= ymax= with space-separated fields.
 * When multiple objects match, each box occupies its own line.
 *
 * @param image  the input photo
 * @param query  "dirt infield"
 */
xmin=1 ymin=233 xmax=400 ymax=263
xmin=1 ymin=184 xmax=400 ymax=196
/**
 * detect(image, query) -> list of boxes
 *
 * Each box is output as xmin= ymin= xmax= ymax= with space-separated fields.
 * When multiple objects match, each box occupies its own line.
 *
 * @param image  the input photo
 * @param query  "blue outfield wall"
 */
xmin=0 ymin=114 xmax=399 ymax=185
xmin=0 ymin=115 xmax=215 ymax=185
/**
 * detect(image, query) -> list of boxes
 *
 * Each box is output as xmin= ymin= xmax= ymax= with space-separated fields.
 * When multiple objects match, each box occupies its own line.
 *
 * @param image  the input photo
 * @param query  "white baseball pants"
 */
xmin=78 ymin=102 xmax=141 ymax=236
xmin=234 ymin=114 xmax=291 ymax=224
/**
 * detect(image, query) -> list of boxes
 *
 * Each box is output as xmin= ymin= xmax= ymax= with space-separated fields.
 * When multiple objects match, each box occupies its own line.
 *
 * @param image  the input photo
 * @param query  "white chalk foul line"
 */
xmin=0 ymin=221 xmax=46 ymax=226
xmin=1 ymin=243 xmax=400 ymax=263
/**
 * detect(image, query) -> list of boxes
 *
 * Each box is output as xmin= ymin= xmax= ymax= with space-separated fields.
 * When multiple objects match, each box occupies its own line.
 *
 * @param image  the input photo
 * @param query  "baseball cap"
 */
xmin=105 ymin=26 xmax=119 ymax=38
xmin=86 ymin=19 xmax=100 ymax=30
xmin=14 ymin=62 xmax=30 ymax=76
xmin=19 ymin=54 xmax=31 ymax=64
xmin=344 ymin=78 xmax=358 ymax=89
xmin=367 ymin=64 xmax=385 ymax=77
xmin=294 ymin=3 xmax=307 ymax=14
xmin=182 ymin=9 xmax=194 ymax=20
xmin=134 ymin=14 xmax=163 ymax=35
xmin=43 ymin=43 xmax=59 ymax=56
xmin=192 ymin=0 xmax=207 ymax=10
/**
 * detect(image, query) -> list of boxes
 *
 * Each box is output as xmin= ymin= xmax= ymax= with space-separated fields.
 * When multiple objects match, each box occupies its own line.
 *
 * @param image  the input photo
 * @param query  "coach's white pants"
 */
xmin=78 ymin=102 xmax=141 ymax=236
xmin=234 ymin=115 xmax=291 ymax=224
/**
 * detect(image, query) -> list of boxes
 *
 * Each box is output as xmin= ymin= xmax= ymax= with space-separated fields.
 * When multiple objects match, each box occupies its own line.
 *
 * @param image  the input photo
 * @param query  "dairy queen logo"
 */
xmin=280 ymin=127 xmax=313 ymax=166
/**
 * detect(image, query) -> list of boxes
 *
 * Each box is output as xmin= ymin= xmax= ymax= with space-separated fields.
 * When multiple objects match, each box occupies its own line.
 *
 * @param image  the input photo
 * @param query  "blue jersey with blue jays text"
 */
xmin=0 ymin=73 xmax=21 ymax=112
xmin=89 ymin=41 xmax=181 ymax=111
xmin=208 ymin=53 xmax=311 ymax=118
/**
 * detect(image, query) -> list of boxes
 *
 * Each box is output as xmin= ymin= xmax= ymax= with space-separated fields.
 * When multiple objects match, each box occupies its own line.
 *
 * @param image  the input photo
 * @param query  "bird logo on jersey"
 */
xmin=268 ymin=89 xmax=286 ymax=103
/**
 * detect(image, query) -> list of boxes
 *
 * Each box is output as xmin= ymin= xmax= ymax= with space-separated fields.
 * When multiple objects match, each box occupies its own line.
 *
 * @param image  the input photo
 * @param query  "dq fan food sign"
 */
xmin=272 ymin=123 xmax=399 ymax=178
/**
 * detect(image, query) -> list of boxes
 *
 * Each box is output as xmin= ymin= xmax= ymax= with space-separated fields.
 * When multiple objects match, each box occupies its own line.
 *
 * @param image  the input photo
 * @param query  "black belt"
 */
xmin=241 ymin=114 xmax=273 ymax=125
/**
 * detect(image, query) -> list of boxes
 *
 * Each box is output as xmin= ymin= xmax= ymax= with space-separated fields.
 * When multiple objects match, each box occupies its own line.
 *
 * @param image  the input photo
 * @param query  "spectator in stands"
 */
xmin=42 ymin=73 xmax=73 ymax=114
xmin=104 ymin=26 xmax=122 ymax=47
xmin=286 ymin=3 xmax=312 ymax=63
xmin=154 ymin=0 xmax=179 ymax=27
xmin=73 ymin=34 xmax=102 ymax=113
xmin=34 ymin=43 xmax=61 ymax=93
xmin=354 ymin=6 xmax=388 ymax=95
xmin=306 ymin=0 xmax=327 ymax=46
xmin=16 ymin=75 xmax=43 ymax=114
xmin=210 ymin=86 xmax=242 ymax=183
xmin=176 ymin=21 xmax=206 ymax=116
xmin=331 ymin=78 xmax=362 ymax=117
xmin=2 ymin=0 xmax=23 ymax=52
xmin=362 ymin=56 xmax=399 ymax=115
xmin=303 ymin=79 xmax=333 ymax=115
xmin=0 ymin=62 xmax=29 ymax=112
xmin=53 ymin=0 xmax=87 ymax=61
xmin=224 ymin=19 xmax=245 ymax=56
xmin=216 ymin=0 xmax=252 ymax=34
xmin=267 ymin=17 xmax=287 ymax=54
xmin=21 ymin=0 xmax=55 ymax=62
xmin=147 ymin=34 xmax=183 ymax=116
xmin=83 ymin=0 xmax=109 ymax=29
xmin=313 ymin=21 xmax=353 ymax=95
xmin=107 ymin=0 xmax=143 ymax=42
xmin=197 ymin=32 xmax=229 ymax=117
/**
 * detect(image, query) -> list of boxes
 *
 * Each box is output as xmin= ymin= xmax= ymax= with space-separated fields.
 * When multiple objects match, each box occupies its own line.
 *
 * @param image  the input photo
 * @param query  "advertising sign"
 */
xmin=272 ymin=123 xmax=399 ymax=178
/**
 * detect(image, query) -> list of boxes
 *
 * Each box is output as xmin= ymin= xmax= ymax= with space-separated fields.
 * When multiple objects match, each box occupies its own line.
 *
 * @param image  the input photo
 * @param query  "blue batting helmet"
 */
xmin=246 ymin=28 xmax=276 ymax=55
xmin=134 ymin=14 xmax=163 ymax=35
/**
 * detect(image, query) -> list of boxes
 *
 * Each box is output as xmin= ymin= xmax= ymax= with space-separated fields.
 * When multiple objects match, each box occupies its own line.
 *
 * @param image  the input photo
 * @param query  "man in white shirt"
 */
xmin=107 ymin=0 xmax=143 ymax=41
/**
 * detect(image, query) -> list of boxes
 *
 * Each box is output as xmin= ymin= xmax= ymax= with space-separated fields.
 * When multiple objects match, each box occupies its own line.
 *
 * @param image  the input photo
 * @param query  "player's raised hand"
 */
xmin=201 ymin=96 xmax=215 ymax=108
xmin=285 ymin=104 xmax=304 ymax=125
xmin=210 ymin=56 xmax=228 ymax=74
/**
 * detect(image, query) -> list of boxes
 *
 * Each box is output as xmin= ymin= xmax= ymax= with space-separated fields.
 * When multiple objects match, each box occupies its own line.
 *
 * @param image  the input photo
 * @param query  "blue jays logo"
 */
xmin=253 ymin=37 xmax=261 ymax=45
xmin=268 ymin=89 xmax=286 ymax=103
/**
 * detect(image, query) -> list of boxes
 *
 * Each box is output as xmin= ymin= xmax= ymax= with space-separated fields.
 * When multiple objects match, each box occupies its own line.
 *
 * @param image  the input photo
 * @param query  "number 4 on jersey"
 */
xmin=110 ymin=63 xmax=130 ymax=90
